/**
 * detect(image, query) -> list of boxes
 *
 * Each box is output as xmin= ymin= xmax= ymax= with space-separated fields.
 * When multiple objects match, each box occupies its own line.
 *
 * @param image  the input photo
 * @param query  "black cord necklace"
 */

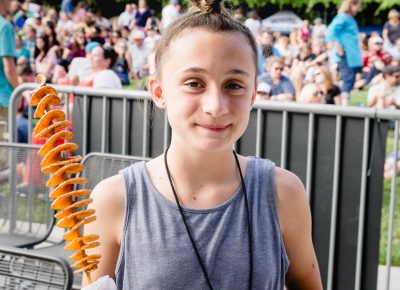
xmin=164 ymin=147 xmax=253 ymax=290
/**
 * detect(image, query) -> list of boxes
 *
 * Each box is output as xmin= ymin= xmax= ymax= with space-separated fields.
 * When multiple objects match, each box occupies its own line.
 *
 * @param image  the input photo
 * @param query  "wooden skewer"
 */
xmin=85 ymin=271 xmax=92 ymax=285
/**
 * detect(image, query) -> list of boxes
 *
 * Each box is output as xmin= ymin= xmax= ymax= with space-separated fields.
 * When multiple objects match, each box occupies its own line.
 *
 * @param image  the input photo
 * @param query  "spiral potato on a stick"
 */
xmin=30 ymin=74 xmax=100 ymax=284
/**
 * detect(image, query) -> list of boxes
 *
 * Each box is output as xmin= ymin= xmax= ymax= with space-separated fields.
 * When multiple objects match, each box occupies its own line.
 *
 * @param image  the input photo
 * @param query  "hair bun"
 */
xmin=192 ymin=0 xmax=222 ymax=14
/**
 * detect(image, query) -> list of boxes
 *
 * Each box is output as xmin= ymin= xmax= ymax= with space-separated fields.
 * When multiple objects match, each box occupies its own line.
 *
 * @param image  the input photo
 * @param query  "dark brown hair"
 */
xmin=154 ymin=0 xmax=258 ymax=78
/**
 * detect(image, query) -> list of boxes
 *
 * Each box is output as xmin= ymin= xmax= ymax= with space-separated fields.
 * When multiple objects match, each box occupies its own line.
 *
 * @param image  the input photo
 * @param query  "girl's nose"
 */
xmin=201 ymin=89 xmax=229 ymax=117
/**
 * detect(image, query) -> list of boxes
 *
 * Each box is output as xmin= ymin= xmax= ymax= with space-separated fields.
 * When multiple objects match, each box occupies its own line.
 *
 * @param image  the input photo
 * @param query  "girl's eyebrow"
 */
xmin=182 ymin=67 xmax=250 ymax=76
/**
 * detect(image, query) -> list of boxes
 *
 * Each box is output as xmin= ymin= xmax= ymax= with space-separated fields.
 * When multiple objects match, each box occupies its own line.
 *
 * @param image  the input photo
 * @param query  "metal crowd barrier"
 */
xmin=9 ymin=83 xmax=400 ymax=290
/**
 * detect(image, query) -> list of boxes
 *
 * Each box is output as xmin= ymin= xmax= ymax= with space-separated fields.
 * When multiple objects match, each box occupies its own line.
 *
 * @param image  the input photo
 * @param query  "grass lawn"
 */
xmin=350 ymin=90 xmax=400 ymax=266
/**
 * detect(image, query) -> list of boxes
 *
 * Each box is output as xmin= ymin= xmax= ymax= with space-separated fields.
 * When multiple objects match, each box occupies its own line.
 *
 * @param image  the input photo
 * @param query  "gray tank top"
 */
xmin=116 ymin=157 xmax=289 ymax=290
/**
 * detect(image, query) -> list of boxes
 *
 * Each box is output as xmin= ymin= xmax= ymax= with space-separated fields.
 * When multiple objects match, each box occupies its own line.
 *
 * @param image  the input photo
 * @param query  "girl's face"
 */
xmin=150 ymin=29 xmax=257 ymax=153
xmin=36 ymin=37 xmax=45 ymax=49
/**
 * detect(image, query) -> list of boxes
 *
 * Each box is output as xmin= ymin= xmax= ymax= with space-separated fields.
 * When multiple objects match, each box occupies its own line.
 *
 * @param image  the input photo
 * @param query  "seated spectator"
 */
xmin=256 ymin=82 xmax=271 ymax=101
xmin=53 ymin=41 xmax=98 ymax=85
xmin=275 ymin=35 xmax=299 ymax=59
xmin=384 ymin=149 xmax=400 ymax=179
xmin=113 ymin=39 xmax=131 ymax=85
xmin=85 ymin=45 xmax=122 ymax=89
xmin=15 ymin=32 xmax=30 ymax=65
xmin=128 ymin=30 xmax=150 ymax=79
xmin=312 ymin=17 xmax=326 ymax=42
xmin=298 ymin=20 xmax=312 ymax=43
xmin=144 ymin=24 xmax=161 ymax=51
xmin=361 ymin=36 xmax=392 ymax=86
xmin=118 ymin=3 xmax=137 ymax=28
xmin=314 ymin=65 xmax=341 ymax=105
xmin=32 ymin=35 xmax=57 ymax=80
xmin=383 ymin=9 xmax=400 ymax=50
xmin=367 ymin=65 xmax=400 ymax=108
xmin=298 ymin=83 xmax=324 ymax=104
xmin=64 ymin=30 xmax=87 ymax=61
xmin=16 ymin=64 xmax=35 ymax=143
xmin=56 ymin=11 xmax=75 ymax=35
xmin=258 ymin=57 xmax=296 ymax=101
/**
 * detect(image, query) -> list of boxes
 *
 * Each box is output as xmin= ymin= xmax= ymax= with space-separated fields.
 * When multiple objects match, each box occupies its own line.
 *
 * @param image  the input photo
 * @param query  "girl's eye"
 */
xmin=225 ymin=83 xmax=244 ymax=90
xmin=184 ymin=81 xmax=203 ymax=88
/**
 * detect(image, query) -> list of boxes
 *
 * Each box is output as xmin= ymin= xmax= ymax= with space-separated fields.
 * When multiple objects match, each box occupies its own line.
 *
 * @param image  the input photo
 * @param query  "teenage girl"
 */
xmin=82 ymin=0 xmax=323 ymax=289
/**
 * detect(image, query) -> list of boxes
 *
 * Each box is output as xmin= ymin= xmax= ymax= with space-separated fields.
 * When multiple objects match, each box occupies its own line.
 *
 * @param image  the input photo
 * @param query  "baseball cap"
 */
xmin=370 ymin=37 xmax=383 ymax=44
xmin=133 ymin=30 xmax=146 ymax=40
xmin=257 ymin=82 xmax=271 ymax=94
xmin=85 ymin=41 xmax=100 ymax=53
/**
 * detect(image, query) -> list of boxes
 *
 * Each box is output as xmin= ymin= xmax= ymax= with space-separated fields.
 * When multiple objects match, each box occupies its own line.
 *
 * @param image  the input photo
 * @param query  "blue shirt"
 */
xmin=0 ymin=15 xmax=16 ymax=107
xmin=258 ymin=73 xmax=296 ymax=96
xmin=326 ymin=13 xmax=362 ymax=68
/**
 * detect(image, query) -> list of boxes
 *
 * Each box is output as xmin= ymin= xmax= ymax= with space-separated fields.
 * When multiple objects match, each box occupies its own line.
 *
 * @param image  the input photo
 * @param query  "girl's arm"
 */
xmin=275 ymin=168 xmax=323 ymax=290
xmin=81 ymin=174 xmax=126 ymax=287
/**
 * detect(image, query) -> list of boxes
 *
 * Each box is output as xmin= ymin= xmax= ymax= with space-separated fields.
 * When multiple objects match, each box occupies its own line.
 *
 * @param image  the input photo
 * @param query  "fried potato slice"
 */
xmin=57 ymin=209 xmax=95 ymax=228
xmin=35 ymin=120 xmax=70 ymax=139
xmin=64 ymin=234 xmax=99 ymax=251
xmin=71 ymin=254 xmax=101 ymax=268
xmin=46 ymin=163 xmax=84 ymax=187
xmin=49 ymin=177 xmax=87 ymax=199
xmin=55 ymin=199 xmax=92 ymax=219
xmin=30 ymin=85 xmax=57 ymax=106
xmin=75 ymin=262 xmax=99 ymax=273
xmin=34 ymin=93 xmax=60 ymax=118
xmin=41 ymin=155 xmax=82 ymax=174
xmin=51 ymin=189 xmax=91 ymax=209
xmin=38 ymin=130 xmax=73 ymax=157
xmin=40 ymin=143 xmax=78 ymax=168
xmin=34 ymin=109 xmax=66 ymax=134
xmin=63 ymin=216 xmax=96 ymax=241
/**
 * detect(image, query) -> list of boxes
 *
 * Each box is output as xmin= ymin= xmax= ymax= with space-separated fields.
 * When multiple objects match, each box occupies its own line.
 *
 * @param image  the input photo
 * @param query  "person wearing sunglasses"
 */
xmin=367 ymin=65 xmax=400 ymax=109
xmin=258 ymin=56 xmax=295 ymax=101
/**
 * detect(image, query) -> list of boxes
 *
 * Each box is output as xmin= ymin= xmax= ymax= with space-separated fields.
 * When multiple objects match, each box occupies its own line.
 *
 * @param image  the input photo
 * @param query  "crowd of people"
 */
xmin=0 ymin=0 xmax=400 ymax=143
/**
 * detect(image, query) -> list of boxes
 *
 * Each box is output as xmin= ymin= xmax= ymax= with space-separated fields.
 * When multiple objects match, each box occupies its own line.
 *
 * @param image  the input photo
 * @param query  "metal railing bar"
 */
xmin=142 ymin=100 xmax=149 ymax=158
xmin=354 ymin=117 xmax=370 ymax=290
xmin=256 ymin=109 xmax=262 ymax=157
xmin=385 ymin=120 xmax=399 ymax=290
xmin=327 ymin=115 xmax=342 ymax=290
xmin=280 ymin=111 xmax=288 ymax=169
xmin=163 ymin=111 xmax=169 ymax=151
xmin=101 ymin=96 xmax=107 ymax=153
xmin=82 ymin=94 xmax=88 ymax=156
xmin=122 ymin=98 xmax=127 ymax=155
xmin=306 ymin=113 xmax=315 ymax=201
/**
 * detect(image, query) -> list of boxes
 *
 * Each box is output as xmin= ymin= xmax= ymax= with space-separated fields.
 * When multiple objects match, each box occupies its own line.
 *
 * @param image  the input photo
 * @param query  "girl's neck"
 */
xmin=163 ymin=141 xmax=245 ymax=208
xmin=166 ymin=141 xmax=238 ymax=184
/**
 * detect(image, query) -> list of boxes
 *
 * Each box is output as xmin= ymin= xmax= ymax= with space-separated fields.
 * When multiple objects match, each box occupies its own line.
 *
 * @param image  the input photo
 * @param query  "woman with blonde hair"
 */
xmin=314 ymin=65 xmax=341 ymax=105
xmin=298 ymin=83 xmax=324 ymax=104
xmin=383 ymin=9 xmax=399 ymax=49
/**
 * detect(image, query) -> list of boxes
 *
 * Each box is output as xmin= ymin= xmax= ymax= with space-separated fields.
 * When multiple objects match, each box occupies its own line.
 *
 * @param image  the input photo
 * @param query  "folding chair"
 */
xmin=0 ymin=143 xmax=55 ymax=248
xmin=0 ymin=245 xmax=73 ymax=289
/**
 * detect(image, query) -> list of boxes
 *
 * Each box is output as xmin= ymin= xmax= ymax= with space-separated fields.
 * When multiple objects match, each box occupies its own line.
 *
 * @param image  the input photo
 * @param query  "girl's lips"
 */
xmin=197 ymin=124 xmax=231 ymax=131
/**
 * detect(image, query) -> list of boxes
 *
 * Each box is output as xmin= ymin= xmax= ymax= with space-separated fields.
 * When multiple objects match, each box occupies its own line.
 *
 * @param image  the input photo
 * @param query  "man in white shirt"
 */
xmin=118 ymin=3 xmax=137 ymax=28
xmin=128 ymin=30 xmax=150 ymax=78
xmin=161 ymin=0 xmax=180 ymax=31
xmin=244 ymin=10 xmax=262 ymax=38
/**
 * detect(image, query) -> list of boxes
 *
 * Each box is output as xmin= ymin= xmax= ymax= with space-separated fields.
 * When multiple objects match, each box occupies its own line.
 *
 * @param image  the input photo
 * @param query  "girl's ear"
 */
xmin=149 ymin=76 xmax=166 ymax=109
